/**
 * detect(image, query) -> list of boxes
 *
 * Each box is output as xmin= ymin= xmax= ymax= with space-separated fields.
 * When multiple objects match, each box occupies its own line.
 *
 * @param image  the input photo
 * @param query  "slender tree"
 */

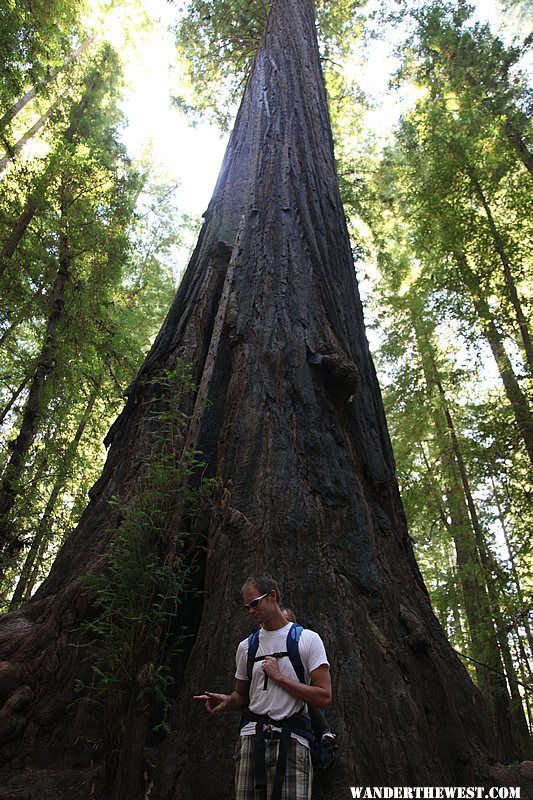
xmin=0 ymin=39 xmax=93 ymax=136
xmin=8 ymin=385 xmax=100 ymax=610
xmin=0 ymin=0 xmax=88 ymax=112
xmin=0 ymin=54 xmax=109 ymax=561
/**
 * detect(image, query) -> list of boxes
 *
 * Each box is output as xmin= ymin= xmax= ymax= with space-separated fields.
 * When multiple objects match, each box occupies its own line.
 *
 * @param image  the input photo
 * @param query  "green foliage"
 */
xmin=0 ymin=33 xmax=184 ymax=606
xmin=173 ymin=0 xmax=269 ymax=128
xmin=0 ymin=0 xmax=89 ymax=110
xmin=77 ymin=363 xmax=211 ymax=718
xmin=354 ymin=0 xmax=532 ymax=722
xmin=172 ymin=0 xmax=366 ymax=129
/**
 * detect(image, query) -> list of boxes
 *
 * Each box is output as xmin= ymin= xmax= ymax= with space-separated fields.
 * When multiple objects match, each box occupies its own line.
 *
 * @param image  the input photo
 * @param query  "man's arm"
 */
xmin=193 ymin=679 xmax=249 ymax=714
xmin=262 ymin=660 xmax=332 ymax=708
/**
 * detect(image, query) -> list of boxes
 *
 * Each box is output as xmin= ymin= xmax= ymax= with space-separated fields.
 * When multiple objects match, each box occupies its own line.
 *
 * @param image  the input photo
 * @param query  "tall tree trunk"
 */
xmin=449 ymin=562 xmax=468 ymax=652
xmin=0 ymin=187 xmax=70 ymax=566
xmin=455 ymin=251 xmax=533 ymax=466
xmin=409 ymin=307 xmax=528 ymax=758
xmin=8 ymin=387 xmax=99 ymax=610
xmin=436 ymin=381 xmax=531 ymax=758
xmin=0 ymin=87 xmax=43 ymax=135
xmin=503 ymin=119 xmax=533 ymax=175
xmin=0 ymin=195 xmax=42 ymax=278
xmin=464 ymin=166 xmax=533 ymax=372
xmin=489 ymin=474 xmax=533 ymax=664
xmin=418 ymin=447 xmax=468 ymax=653
xmin=427 ymin=405 xmax=505 ymax=737
xmin=0 ymin=3 xmax=500 ymax=798
xmin=515 ymin=634 xmax=533 ymax=732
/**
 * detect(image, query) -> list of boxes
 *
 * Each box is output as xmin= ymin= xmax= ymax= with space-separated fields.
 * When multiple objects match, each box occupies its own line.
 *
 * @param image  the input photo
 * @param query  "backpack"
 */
xmin=246 ymin=623 xmax=336 ymax=770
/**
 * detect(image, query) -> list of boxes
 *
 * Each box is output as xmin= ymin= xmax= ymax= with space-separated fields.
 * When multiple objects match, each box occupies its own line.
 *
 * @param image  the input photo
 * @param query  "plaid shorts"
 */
xmin=234 ymin=734 xmax=313 ymax=800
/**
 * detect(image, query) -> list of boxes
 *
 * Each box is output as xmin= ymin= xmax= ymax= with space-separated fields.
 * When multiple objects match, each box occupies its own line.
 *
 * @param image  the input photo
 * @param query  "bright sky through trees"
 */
xmin=116 ymin=0 xmax=505 ymax=242
xmin=119 ymin=0 xmax=229 ymax=221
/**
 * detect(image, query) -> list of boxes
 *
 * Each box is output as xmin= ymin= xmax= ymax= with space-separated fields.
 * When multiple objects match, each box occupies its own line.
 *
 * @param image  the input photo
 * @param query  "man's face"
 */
xmin=242 ymin=584 xmax=273 ymax=627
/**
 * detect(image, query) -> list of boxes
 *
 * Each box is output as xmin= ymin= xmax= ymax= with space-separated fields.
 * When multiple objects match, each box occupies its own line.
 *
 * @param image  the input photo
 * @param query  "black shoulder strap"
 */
xmin=246 ymin=629 xmax=260 ymax=683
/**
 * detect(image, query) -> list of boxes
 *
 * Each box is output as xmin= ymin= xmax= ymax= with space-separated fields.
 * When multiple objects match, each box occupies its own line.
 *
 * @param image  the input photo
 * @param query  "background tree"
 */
xmin=350 ymin=0 xmax=531 ymax=759
xmin=0 ymin=23 xmax=184 ymax=604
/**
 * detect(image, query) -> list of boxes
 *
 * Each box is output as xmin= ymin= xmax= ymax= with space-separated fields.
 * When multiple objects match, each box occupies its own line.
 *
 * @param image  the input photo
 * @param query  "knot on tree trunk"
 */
xmin=217 ymin=480 xmax=256 ymax=553
xmin=0 ymin=615 xmax=35 ymax=657
xmin=0 ymin=684 xmax=33 ymax=745
xmin=369 ymin=619 xmax=391 ymax=657
xmin=0 ymin=661 xmax=31 ymax=700
xmin=399 ymin=604 xmax=430 ymax=651
xmin=207 ymin=240 xmax=232 ymax=272
xmin=308 ymin=350 xmax=360 ymax=400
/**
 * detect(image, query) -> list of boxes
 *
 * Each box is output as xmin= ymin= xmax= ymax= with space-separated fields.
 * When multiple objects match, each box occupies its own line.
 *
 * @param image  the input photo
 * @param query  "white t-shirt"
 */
xmin=235 ymin=622 xmax=329 ymax=740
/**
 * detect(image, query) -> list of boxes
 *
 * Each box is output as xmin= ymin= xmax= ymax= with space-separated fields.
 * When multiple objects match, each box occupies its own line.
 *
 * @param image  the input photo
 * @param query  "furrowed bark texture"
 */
xmin=0 ymin=1 xmax=506 ymax=798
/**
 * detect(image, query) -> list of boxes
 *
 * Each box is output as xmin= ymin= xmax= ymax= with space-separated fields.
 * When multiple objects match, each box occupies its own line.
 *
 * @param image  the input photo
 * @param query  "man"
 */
xmin=194 ymin=575 xmax=332 ymax=800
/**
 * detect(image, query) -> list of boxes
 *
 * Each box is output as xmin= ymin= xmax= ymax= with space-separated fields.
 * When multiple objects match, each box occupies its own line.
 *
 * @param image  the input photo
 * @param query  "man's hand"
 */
xmin=262 ymin=655 xmax=282 ymax=681
xmin=264 ymin=662 xmax=332 ymax=708
xmin=193 ymin=691 xmax=231 ymax=714
xmin=194 ymin=680 xmax=249 ymax=713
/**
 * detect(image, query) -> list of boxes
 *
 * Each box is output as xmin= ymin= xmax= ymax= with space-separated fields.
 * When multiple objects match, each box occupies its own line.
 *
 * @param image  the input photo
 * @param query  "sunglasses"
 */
xmin=244 ymin=592 xmax=269 ymax=610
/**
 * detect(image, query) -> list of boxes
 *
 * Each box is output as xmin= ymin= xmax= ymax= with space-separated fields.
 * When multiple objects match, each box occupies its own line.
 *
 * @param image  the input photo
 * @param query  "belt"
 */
xmin=253 ymin=719 xmax=291 ymax=800
xmin=263 ymin=727 xmax=282 ymax=741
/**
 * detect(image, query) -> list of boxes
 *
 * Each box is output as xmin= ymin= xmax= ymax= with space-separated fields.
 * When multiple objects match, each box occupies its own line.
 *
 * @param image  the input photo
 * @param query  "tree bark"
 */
xmin=0 ymin=2 xmax=501 ymax=798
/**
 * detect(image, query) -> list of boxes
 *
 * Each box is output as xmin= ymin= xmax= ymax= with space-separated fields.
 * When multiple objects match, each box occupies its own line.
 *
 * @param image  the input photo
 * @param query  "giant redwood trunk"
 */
xmin=0 ymin=1 xmax=513 ymax=798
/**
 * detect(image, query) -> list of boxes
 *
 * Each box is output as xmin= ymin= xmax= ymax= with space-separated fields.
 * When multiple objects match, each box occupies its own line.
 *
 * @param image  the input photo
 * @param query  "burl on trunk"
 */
xmin=0 ymin=1 xmax=501 ymax=798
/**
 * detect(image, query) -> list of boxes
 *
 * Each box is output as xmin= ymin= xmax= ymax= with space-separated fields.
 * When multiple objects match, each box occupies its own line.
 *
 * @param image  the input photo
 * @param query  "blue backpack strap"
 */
xmin=246 ymin=629 xmax=260 ymax=682
xmin=286 ymin=623 xmax=305 ymax=684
